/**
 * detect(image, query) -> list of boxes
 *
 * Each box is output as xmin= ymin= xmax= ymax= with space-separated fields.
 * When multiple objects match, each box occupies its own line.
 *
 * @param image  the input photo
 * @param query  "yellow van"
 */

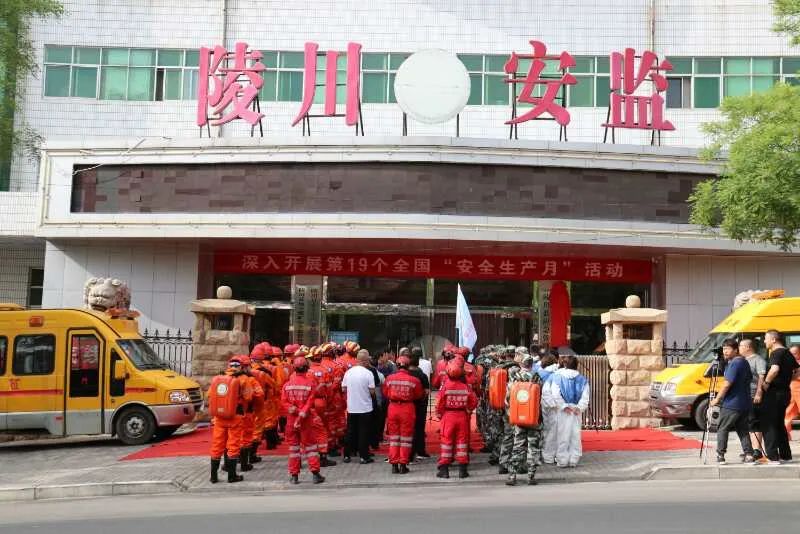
xmin=650 ymin=292 xmax=800 ymax=428
xmin=0 ymin=304 xmax=202 ymax=444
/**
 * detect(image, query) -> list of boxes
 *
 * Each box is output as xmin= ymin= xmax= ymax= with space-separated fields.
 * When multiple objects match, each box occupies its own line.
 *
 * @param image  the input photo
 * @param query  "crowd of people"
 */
xmin=205 ymin=340 xmax=591 ymax=486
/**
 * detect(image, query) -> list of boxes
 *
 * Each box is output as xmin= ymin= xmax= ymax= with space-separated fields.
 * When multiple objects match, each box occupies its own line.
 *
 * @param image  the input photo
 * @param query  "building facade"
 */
xmin=3 ymin=0 xmax=800 ymax=355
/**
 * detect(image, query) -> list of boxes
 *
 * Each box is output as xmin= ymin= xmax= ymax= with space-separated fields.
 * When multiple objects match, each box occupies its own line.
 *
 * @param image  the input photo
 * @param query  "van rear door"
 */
xmin=65 ymin=330 xmax=105 ymax=435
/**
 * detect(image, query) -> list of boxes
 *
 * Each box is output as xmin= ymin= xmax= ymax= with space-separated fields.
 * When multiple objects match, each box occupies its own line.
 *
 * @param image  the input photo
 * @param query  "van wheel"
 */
xmin=153 ymin=425 xmax=180 ymax=441
xmin=693 ymin=397 xmax=709 ymax=430
xmin=116 ymin=406 xmax=156 ymax=445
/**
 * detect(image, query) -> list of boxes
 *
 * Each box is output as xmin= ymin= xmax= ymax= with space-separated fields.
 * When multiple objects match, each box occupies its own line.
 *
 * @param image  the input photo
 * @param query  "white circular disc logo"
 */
xmin=516 ymin=389 xmax=530 ymax=403
xmin=216 ymin=383 xmax=229 ymax=396
xmin=394 ymin=49 xmax=470 ymax=124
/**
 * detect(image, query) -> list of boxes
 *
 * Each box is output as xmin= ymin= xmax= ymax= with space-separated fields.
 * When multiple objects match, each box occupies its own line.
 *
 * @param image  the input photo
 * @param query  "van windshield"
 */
xmin=684 ymin=332 xmax=766 ymax=363
xmin=117 ymin=339 xmax=168 ymax=370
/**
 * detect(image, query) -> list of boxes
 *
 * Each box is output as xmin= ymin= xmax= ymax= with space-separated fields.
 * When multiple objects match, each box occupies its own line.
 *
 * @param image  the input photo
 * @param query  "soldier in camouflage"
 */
xmin=474 ymin=345 xmax=498 ymax=453
xmin=496 ymin=346 xmax=522 ymax=474
xmin=504 ymin=353 xmax=544 ymax=486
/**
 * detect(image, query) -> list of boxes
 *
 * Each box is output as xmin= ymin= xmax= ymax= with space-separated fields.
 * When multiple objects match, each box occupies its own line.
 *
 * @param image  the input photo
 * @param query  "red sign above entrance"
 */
xmin=215 ymin=252 xmax=652 ymax=283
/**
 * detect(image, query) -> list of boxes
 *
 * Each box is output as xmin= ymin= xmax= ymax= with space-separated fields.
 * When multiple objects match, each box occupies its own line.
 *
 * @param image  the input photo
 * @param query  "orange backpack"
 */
xmin=208 ymin=374 xmax=240 ymax=419
xmin=488 ymin=367 xmax=509 ymax=410
xmin=508 ymin=382 xmax=542 ymax=427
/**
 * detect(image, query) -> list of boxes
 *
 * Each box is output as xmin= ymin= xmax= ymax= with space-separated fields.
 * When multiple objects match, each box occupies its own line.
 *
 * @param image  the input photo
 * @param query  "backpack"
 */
xmin=508 ymin=381 xmax=542 ymax=428
xmin=208 ymin=374 xmax=240 ymax=419
xmin=488 ymin=367 xmax=509 ymax=410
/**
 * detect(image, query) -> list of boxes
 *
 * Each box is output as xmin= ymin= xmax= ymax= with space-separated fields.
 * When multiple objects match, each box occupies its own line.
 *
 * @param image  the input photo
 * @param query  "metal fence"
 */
xmin=663 ymin=341 xmax=695 ymax=367
xmin=576 ymin=354 xmax=611 ymax=430
xmin=142 ymin=329 xmax=193 ymax=376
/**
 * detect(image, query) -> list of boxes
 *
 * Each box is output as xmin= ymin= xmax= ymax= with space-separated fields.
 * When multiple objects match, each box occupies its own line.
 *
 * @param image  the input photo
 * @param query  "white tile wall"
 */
xmin=41 ymin=240 xmax=199 ymax=332
xmin=0 ymin=240 xmax=45 ymax=305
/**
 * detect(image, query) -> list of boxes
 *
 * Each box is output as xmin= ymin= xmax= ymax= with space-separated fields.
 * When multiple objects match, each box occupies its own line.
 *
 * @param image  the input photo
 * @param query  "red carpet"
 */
xmin=121 ymin=423 xmax=698 ymax=461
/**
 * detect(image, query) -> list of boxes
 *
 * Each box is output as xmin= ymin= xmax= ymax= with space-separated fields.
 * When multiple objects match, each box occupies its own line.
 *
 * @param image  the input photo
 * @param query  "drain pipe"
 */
xmin=217 ymin=0 xmax=229 ymax=138
xmin=648 ymin=0 xmax=656 ymax=51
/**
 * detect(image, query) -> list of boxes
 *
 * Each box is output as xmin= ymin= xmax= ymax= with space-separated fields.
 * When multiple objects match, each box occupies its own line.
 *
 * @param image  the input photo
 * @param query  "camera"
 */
xmin=703 ymin=346 xmax=727 ymax=378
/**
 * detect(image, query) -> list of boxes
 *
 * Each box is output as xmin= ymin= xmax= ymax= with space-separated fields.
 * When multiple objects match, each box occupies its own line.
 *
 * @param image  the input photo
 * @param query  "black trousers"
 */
xmin=761 ymin=389 xmax=792 ymax=461
xmin=412 ymin=398 xmax=428 ymax=455
xmin=371 ymin=402 xmax=387 ymax=448
xmin=345 ymin=411 xmax=373 ymax=460
xmin=716 ymin=407 xmax=753 ymax=456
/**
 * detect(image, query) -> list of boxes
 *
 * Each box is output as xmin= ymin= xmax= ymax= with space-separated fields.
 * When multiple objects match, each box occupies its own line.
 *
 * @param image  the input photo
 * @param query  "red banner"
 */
xmin=214 ymin=252 xmax=652 ymax=283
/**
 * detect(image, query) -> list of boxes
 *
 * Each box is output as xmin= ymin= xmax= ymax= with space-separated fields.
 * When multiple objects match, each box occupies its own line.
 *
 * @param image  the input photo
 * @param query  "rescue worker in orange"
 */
xmin=436 ymin=359 xmax=478 ymax=479
xmin=207 ymin=355 xmax=253 ymax=483
xmin=339 ymin=341 xmax=360 ymax=370
xmin=320 ymin=342 xmax=347 ymax=456
xmin=264 ymin=345 xmax=287 ymax=448
xmin=455 ymin=346 xmax=481 ymax=394
xmin=236 ymin=355 xmax=264 ymax=471
xmin=281 ymin=344 xmax=301 ymax=434
xmin=281 ymin=354 xmax=326 ymax=484
xmin=250 ymin=343 xmax=279 ymax=454
xmin=383 ymin=354 xmax=424 ymax=474
xmin=432 ymin=345 xmax=457 ymax=390
xmin=308 ymin=345 xmax=337 ymax=466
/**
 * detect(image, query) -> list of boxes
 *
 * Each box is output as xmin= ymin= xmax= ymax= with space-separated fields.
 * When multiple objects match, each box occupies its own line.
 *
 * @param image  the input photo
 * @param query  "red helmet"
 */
xmin=270 ymin=346 xmax=283 ymax=358
xmin=228 ymin=355 xmax=244 ymax=368
xmin=292 ymin=356 xmax=308 ymax=371
xmin=446 ymin=360 xmax=464 ymax=379
xmin=250 ymin=342 xmax=271 ymax=361
xmin=397 ymin=355 xmax=411 ymax=368
xmin=237 ymin=354 xmax=252 ymax=366
xmin=284 ymin=344 xmax=300 ymax=355
xmin=456 ymin=347 xmax=470 ymax=357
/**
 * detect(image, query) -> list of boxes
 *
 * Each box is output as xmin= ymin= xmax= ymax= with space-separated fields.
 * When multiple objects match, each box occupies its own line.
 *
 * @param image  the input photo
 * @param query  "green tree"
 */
xmin=689 ymin=1 xmax=800 ymax=250
xmin=1 ymin=0 xmax=64 ymax=190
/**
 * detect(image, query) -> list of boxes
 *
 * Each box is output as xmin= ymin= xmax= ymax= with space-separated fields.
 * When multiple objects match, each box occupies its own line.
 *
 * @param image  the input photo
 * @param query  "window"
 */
xmin=44 ymin=46 xmax=199 ymax=100
xmin=70 ymin=335 xmax=100 ymax=397
xmin=28 ymin=268 xmax=43 ymax=309
xmin=361 ymin=52 xmax=407 ymax=104
xmin=13 ymin=334 xmax=56 ymax=375
xmin=0 ymin=337 xmax=7 ymax=376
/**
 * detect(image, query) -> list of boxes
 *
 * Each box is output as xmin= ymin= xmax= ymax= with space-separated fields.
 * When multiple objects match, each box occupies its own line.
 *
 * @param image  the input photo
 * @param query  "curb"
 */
xmin=646 ymin=464 xmax=800 ymax=481
xmin=0 ymin=481 xmax=181 ymax=503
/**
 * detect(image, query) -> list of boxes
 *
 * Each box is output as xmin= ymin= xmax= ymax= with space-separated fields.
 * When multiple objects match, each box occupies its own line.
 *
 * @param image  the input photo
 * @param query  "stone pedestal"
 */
xmin=601 ymin=295 xmax=668 ymax=430
xmin=190 ymin=286 xmax=255 ymax=393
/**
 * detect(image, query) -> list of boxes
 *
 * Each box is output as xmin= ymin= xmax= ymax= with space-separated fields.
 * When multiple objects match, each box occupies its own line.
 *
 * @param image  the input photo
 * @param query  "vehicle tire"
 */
xmin=693 ymin=397 xmax=709 ymax=430
xmin=153 ymin=425 xmax=180 ymax=441
xmin=116 ymin=406 xmax=156 ymax=445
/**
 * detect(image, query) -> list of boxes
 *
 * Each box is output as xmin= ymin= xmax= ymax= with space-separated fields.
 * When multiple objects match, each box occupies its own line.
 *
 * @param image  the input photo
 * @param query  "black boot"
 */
xmin=391 ymin=464 xmax=400 ymax=474
xmin=221 ymin=452 xmax=229 ymax=472
xmin=227 ymin=458 xmax=244 ymax=483
xmin=436 ymin=465 xmax=450 ymax=479
xmin=312 ymin=471 xmax=326 ymax=484
xmin=250 ymin=441 xmax=262 ymax=463
xmin=458 ymin=464 xmax=470 ymax=479
xmin=320 ymin=454 xmax=337 ymax=467
xmin=399 ymin=464 xmax=410 ymax=474
xmin=488 ymin=457 xmax=499 ymax=466
xmin=210 ymin=458 xmax=221 ymax=484
xmin=266 ymin=429 xmax=279 ymax=450
xmin=328 ymin=447 xmax=341 ymax=458
xmin=498 ymin=465 xmax=509 ymax=475
xmin=240 ymin=447 xmax=253 ymax=471
xmin=290 ymin=474 xmax=299 ymax=484
xmin=505 ymin=473 xmax=517 ymax=486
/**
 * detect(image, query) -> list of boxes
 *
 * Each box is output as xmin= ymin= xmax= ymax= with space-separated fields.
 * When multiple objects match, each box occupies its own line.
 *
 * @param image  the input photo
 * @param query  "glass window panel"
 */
xmin=13 ymin=334 xmax=55 ymax=375
xmin=724 ymin=76 xmax=750 ymax=97
xmin=485 ymin=55 xmax=508 ymax=72
xmin=260 ymin=70 xmax=277 ymax=101
xmin=389 ymin=72 xmax=397 ymax=103
xmin=467 ymin=73 xmax=482 ymax=105
xmin=786 ymin=77 xmax=800 ymax=86
xmin=277 ymin=71 xmax=303 ymax=101
xmin=570 ymin=76 xmax=594 ymax=107
xmin=184 ymin=50 xmax=199 ymax=67
xmin=130 ymin=49 xmax=155 ymax=66
xmin=327 ymin=277 xmax=427 ymax=305
xmin=75 ymin=47 xmax=101 ymax=65
xmin=280 ymin=51 xmax=304 ymax=69
xmin=753 ymin=76 xmax=778 ymax=92
xmin=362 ymin=72 xmax=388 ymax=103
xmin=666 ymin=57 xmax=691 ymax=75
xmin=182 ymin=69 xmax=198 ymax=99
xmin=102 ymin=48 xmax=129 ymax=65
xmin=28 ymin=287 xmax=43 ymax=308
xmin=694 ymin=77 xmax=720 ymax=108
xmin=783 ymin=57 xmax=800 ymax=75
xmin=595 ymin=76 xmax=610 ymax=107
xmin=44 ymin=65 xmax=70 ymax=97
xmin=542 ymin=59 xmax=560 ymax=74
xmin=572 ymin=56 xmax=594 ymax=73
xmin=666 ymin=78 xmax=683 ymax=108
xmin=45 ymin=46 xmax=72 ymax=63
xmin=435 ymin=280 xmax=532 ymax=307
xmin=362 ymin=53 xmax=388 ymax=70
xmin=164 ymin=69 xmax=182 ymax=100
xmin=312 ymin=69 xmax=326 ymax=104
xmin=484 ymin=74 xmax=509 ymax=104
xmin=516 ymin=58 xmax=532 ymax=75
xmin=158 ymin=49 xmax=183 ymax=67
xmin=753 ymin=57 xmax=779 ymax=75
xmin=261 ymin=50 xmax=278 ymax=68
xmin=695 ymin=57 xmax=721 ymax=74
xmin=127 ymin=67 xmax=154 ymax=100
xmin=389 ymin=53 xmax=409 ymax=70
xmin=596 ymin=56 xmax=610 ymax=73
xmin=458 ymin=54 xmax=483 ymax=71
xmin=724 ymin=57 xmax=750 ymax=75
xmin=336 ymin=54 xmax=347 ymax=70
xmin=100 ymin=66 xmax=127 ymax=100
xmin=71 ymin=66 xmax=97 ymax=98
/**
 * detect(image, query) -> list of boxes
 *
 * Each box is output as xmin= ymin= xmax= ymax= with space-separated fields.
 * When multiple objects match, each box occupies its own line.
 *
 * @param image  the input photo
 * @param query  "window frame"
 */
xmin=0 ymin=336 xmax=7 ymax=376
xmin=27 ymin=268 xmax=44 ymax=309
xmin=12 ymin=333 xmax=56 ymax=376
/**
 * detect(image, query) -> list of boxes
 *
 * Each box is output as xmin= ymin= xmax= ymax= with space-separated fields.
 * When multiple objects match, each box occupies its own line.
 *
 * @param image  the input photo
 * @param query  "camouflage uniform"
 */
xmin=495 ymin=347 xmax=519 ymax=472
xmin=504 ymin=364 xmax=543 ymax=485
xmin=474 ymin=347 xmax=497 ymax=444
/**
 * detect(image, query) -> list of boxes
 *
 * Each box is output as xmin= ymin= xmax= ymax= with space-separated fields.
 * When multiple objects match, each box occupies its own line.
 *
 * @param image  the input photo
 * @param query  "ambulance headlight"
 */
xmin=169 ymin=390 xmax=191 ymax=403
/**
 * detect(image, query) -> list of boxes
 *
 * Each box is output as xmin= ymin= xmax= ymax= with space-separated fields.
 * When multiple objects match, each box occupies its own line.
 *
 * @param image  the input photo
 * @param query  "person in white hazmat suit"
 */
xmin=542 ymin=355 xmax=590 ymax=467
xmin=535 ymin=352 xmax=561 ymax=464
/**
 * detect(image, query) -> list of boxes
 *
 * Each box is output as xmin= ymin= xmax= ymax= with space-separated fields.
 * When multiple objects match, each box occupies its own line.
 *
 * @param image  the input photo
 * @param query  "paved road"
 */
xmin=1 ymin=480 xmax=798 ymax=533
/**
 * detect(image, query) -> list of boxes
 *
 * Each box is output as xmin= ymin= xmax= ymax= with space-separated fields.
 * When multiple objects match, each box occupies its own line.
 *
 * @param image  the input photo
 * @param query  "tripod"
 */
xmin=700 ymin=356 xmax=723 ymax=464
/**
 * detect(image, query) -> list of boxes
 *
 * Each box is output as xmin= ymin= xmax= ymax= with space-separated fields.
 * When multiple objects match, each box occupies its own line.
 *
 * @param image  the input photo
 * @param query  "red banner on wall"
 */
xmin=214 ymin=252 xmax=652 ymax=283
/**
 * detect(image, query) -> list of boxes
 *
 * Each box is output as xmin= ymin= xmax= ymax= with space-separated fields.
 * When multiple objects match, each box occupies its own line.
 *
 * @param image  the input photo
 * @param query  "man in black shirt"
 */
xmin=408 ymin=348 xmax=431 ymax=460
xmin=761 ymin=330 xmax=800 ymax=463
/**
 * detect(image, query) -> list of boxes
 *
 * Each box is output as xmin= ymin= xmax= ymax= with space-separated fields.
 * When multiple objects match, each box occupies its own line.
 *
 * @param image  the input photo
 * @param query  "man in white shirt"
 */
xmin=418 ymin=352 xmax=433 ymax=382
xmin=342 ymin=349 xmax=376 ymax=464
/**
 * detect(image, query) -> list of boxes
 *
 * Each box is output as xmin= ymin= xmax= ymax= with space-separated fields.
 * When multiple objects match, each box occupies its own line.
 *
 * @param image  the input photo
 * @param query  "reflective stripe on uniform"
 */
xmin=444 ymin=389 xmax=471 ymax=396
xmin=285 ymin=385 xmax=312 ymax=391
xmin=389 ymin=380 xmax=419 ymax=387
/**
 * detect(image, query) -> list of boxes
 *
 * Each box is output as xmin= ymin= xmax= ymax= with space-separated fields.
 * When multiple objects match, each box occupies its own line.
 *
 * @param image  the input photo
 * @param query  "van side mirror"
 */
xmin=114 ymin=360 xmax=128 ymax=380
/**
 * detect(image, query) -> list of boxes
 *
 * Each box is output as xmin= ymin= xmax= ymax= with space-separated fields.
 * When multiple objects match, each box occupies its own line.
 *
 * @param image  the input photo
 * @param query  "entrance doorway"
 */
xmin=326 ymin=310 xmax=423 ymax=356
xmin=252 ymin=308 xmax=291 ymax=349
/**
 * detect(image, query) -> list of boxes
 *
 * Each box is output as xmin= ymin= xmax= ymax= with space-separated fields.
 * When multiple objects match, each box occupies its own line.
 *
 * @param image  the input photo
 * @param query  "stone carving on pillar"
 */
xmin=601 ymin=295 xmax=668 ymax=430
xmin=190 ymin=286 xmax=255 ymax=393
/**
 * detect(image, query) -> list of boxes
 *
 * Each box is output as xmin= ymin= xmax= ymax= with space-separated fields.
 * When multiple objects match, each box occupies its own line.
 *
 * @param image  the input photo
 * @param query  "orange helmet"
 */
xmin=320 ymin=342 xmax=335 ymax=357
xmin=293 ymin=345 xmax=310 ymax=358
xmin=228 ymin=355 xmax=245 ymax=368
xmin=237 ymin=354 xmax=252 ymax=366
xmin=397 ymin=355 xmax=411 ymax=368
xmin=344 ymin=340 xmax=360 ymax=354
xmin=456 ymin=346 xmax=470 ymax=357
xmin=292 ymin=356 xmax=309 ymax=371
xmin=446 ymin=360 xmax=464 ymax=379
xmin=308 ymin=345 xmax=323 ymax=360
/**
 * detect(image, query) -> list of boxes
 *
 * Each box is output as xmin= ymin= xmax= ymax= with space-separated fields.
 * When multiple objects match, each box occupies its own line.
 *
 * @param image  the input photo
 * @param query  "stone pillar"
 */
xmin=190 ymin=286 xmax=255 ymax=393
xmin=601 ymin=295 xmax=667 ymax=430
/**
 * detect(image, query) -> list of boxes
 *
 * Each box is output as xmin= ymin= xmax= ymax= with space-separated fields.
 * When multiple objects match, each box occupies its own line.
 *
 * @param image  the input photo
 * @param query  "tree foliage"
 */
xmin=773 ymin=0 xmax=800 ymax=44
xmin=0 ymin=1 xmax=64 ymax=188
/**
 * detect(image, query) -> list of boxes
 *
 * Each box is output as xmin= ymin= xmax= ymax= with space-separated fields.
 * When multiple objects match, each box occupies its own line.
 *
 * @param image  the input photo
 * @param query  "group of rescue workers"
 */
xmin=205 ymin=339 xmax=590 ymax=487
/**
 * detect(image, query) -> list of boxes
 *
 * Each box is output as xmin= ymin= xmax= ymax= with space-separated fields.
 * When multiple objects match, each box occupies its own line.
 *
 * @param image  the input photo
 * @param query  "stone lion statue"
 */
xmin=84 ymin=278 xmax=131 ymax=312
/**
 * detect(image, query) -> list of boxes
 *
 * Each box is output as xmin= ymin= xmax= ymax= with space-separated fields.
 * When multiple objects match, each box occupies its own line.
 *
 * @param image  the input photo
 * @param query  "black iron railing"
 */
xmin=663 ymin=340 xmax=695 ymax=367
xmin=142 ymin=329 xmax=193 ymax=377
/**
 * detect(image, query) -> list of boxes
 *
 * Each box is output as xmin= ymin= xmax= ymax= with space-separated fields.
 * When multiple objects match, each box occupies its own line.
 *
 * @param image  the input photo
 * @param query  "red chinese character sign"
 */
xmin=602 ymin=48 xmax=674 ymax=145
xmin=291 ymin=42 xmax=364 ymax=136
xmin=197 ymin=42 xmax=266 ymax=136
xmin=504 ymin=40 xmax=576 ymax=141
xmin=216 ymin=252 xmax=652 ymax=284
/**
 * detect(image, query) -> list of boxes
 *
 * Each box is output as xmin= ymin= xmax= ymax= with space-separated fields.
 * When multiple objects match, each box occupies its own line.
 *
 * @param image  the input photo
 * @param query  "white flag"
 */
xmin=456 ymin=284 xmax=477 ymax=350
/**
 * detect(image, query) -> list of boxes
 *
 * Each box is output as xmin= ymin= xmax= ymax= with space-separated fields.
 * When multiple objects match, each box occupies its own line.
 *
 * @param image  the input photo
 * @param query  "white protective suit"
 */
xmin=542 ymin=368 xmax=590 ymax=467
xmin=537 ymin=364 xmax=561 ymax=463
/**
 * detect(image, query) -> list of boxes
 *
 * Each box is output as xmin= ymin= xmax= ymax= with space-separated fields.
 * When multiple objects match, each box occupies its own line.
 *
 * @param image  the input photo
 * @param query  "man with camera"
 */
xmin=710 ymin=338 xmax=755 ymax=464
